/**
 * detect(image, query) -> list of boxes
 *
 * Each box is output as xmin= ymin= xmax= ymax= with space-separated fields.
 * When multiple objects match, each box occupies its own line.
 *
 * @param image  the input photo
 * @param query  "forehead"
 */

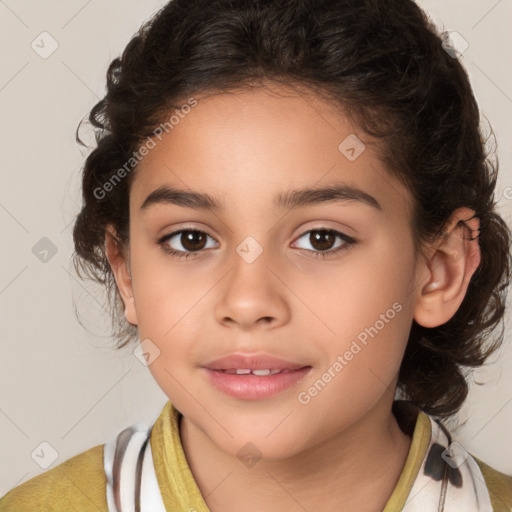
xmin=130 ymin=84 xmax=413 ymax=220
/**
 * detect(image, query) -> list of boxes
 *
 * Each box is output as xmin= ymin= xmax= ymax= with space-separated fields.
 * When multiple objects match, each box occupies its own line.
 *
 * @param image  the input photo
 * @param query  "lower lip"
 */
xmin=203 ymin=367 xmax=312 ymax=400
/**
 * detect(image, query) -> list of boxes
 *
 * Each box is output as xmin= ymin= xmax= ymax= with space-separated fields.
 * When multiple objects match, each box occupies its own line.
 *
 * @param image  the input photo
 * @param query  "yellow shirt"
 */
xmin=1 ymin=400 xmax=511 ymax=511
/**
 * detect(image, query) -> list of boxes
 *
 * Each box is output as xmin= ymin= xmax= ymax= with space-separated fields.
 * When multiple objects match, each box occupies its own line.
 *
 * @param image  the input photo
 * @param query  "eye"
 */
xmin=157 ymin=227 xmax=357 ymax=260
xmin=292 ymin=228 xmax=357 ymax=259
xmin=158 ymin=229 xmax=218 ymax=259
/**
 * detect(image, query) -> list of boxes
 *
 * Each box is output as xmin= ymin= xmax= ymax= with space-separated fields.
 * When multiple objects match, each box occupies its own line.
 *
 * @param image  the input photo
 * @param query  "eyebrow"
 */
xmin=140 ymin=184 xmax=382 ymax=212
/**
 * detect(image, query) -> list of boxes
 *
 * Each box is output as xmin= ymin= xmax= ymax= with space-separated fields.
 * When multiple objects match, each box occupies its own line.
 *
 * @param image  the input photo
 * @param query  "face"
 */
xmin=115 ymin=83 xmax=423 ymax=460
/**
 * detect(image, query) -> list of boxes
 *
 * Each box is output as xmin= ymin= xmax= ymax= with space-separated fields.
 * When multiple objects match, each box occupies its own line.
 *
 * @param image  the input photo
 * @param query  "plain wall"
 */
xmin=1 ymin=0 xmax=511 ymax=494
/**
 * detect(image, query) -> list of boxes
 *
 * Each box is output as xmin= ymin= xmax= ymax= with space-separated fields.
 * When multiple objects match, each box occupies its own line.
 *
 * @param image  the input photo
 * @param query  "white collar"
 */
xmin=103 ymin=412 xmax=493 ymax=512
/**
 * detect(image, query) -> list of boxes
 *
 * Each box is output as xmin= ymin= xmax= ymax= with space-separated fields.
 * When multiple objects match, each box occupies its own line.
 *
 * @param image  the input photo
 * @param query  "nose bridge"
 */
xmin=235 ymin=234 xmax=267 ymax=266
xmin=214 ymin=233 xmax=290 ymax=328
xmin=228 ymin=233 xmax=276 ymax=296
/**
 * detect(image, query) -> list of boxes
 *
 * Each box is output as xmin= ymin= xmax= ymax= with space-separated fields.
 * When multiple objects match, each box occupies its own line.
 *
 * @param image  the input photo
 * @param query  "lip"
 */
xmin=201 ymin=353 xmax=311 ymax=400
xmin=202 ymin=353 xmax=306 ymax=371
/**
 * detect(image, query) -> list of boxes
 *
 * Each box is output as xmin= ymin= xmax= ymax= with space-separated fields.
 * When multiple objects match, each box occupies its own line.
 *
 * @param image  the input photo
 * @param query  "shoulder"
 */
xmin=472 ymin=454 xmax=512 ymax=512
xmin=0 ymin=443 xmax=108 ymax=512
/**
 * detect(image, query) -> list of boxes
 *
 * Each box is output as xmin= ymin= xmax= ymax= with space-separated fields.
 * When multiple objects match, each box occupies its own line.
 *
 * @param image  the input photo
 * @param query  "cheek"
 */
xmin=313 ymin=237 xmax=415 ymax=382
xmin=129 ymin=247 xmax=210 ymax=337
xmin=305 ymin=237 xmax=414 ymax=340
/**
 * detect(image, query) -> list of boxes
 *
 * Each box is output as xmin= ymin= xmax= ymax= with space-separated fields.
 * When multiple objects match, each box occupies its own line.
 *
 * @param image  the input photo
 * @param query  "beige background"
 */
xmin=1 ymin=0 xmax=511 ymax=494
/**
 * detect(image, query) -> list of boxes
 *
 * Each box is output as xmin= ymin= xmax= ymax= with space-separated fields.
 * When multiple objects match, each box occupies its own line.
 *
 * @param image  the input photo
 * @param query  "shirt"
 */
xmin=1 ymin=399 xmax=511 ymax=511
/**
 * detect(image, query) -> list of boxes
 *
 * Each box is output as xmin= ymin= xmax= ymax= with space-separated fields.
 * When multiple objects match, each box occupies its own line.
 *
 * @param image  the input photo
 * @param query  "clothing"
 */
xmin=1 ymin=400 xmax=511 ymax=511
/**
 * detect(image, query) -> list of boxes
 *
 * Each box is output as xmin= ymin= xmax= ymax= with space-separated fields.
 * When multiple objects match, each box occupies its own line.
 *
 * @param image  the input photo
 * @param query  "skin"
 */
xmin=105 ymin=82 xmax=481 ymax=512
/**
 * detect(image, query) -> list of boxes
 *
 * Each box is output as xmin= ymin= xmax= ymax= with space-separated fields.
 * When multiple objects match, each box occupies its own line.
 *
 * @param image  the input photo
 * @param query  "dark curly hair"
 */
xmin=72 ymin=0 xmax=511 ymax=419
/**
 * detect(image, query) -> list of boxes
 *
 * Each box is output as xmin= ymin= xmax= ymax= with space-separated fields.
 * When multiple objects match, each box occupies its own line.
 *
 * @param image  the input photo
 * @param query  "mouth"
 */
xmin=203 ymin=364 xmax=312 ymax=400
xmin=202 ymin=352 xmax=308 ymax=371
xmin=214 ymin=368 xmax=304 ymax=375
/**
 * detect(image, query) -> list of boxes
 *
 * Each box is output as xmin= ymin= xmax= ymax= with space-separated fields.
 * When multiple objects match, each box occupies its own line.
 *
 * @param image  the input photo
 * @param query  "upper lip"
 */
xmin=202 ymin=353 xmax=309 ymax=371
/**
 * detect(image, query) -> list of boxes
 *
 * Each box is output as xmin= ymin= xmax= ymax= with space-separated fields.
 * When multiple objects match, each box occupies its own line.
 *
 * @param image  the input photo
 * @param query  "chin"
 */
xmin=210 ymin=428 xmax=307 ymax=463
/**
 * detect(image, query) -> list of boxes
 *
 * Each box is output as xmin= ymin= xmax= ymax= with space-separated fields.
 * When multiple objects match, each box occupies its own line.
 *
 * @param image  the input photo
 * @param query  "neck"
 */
xmin=180 ymin=398 xmax=413 ymax=512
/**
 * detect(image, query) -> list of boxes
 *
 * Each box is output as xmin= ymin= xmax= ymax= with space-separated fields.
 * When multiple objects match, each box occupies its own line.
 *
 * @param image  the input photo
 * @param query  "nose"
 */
xmin=214 ymin=244 xmax=291 ymax=331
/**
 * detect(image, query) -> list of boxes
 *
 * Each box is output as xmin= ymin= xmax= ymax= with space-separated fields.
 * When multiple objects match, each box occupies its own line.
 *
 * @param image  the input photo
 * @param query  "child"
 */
xmin=2 ymin=0 xmax=511 ymax=510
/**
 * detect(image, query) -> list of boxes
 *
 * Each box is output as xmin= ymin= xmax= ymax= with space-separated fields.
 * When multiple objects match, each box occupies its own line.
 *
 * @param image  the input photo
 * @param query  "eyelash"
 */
xmin=157 ymin=227 xmax=357 ymax=260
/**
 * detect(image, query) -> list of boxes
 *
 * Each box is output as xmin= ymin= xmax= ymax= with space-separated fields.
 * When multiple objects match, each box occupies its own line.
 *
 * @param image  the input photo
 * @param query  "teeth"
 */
xmin=252 ymin=369 xmax=272 ymax=376
xmin=222 ymin=368 xmax=285 ymax=375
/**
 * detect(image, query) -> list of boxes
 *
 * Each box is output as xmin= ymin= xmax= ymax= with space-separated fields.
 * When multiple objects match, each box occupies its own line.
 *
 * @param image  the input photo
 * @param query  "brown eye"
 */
xmin=159 ymin=229 xmax=217 ymax=256
xmin=158 ymin=227 xmax=356 ymax=260
xmin=292 ymin=228 xmax=357 ymax=259
xmin=180 ymin=231 xmax=208 ymax=251
xmin=308 ymin=230 xmax=337 ymax=251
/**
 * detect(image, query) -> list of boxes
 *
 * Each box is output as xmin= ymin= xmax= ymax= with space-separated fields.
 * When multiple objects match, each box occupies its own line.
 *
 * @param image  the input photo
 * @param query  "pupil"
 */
xmin=311 ymin=230 xmax=334 ymax=251
xmin=182 ymin=231 xmax=206 ymax=251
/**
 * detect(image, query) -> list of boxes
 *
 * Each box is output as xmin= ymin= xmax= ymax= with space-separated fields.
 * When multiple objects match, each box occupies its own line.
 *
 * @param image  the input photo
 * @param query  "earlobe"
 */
xmin=413 ymin=207 xmax=481 ymax=328
xmin=105 ymin=224 xmax=138 ymax=326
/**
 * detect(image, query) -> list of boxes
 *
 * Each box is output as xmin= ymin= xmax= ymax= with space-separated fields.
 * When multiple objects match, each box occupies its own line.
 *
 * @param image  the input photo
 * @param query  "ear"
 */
xmin=413 ymin=207 xmax=481 ymax=328
xmin=105 ymin=224 xmax=138 ymax=326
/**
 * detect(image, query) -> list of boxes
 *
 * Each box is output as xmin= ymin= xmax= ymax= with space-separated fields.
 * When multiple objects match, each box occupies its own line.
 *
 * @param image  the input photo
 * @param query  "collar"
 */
xmin=147 ymin=400 xmax=493 ymax=512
